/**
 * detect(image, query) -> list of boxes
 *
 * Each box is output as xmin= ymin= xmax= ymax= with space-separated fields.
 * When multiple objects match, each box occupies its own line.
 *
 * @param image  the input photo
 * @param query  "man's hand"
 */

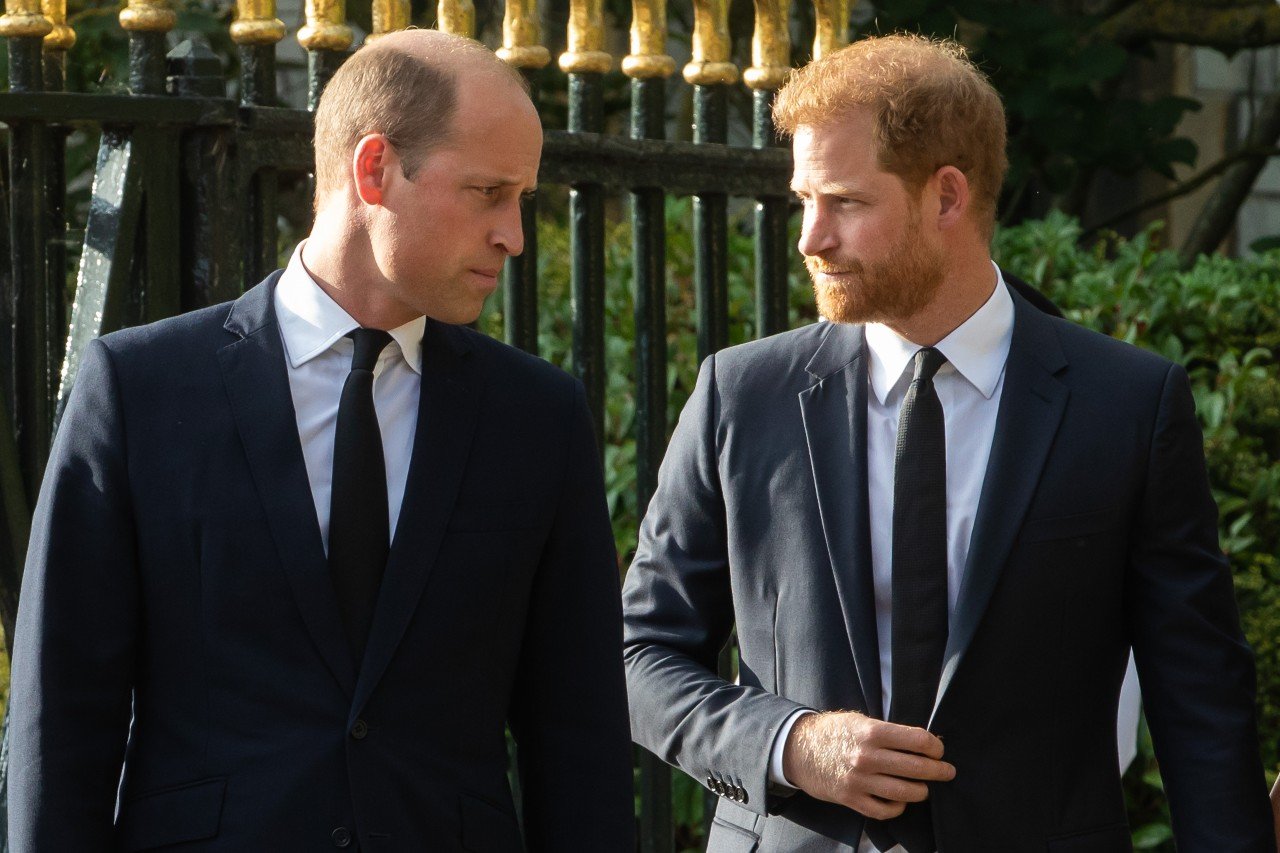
xmin=781 ymin=710 xmax=956 ymax=820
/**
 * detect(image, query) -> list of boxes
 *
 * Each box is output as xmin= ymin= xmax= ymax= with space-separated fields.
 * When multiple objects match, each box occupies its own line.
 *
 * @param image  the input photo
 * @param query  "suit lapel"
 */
xmin=932 ymin=292 xmax=1069 ymax=721
xmin=217 ymin=273 xmax=357 ymax=696
xmin=352 ymin=319 xmax=481 ymax=715
xmin=799 ymin=323 xmax=882 ymax=717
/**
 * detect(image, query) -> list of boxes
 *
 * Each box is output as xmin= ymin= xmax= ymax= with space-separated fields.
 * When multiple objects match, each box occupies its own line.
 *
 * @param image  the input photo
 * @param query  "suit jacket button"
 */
xmin=351 ymin=719 xmax=368 ymax=740
xmin=739 ymin=787 xmax=749 ymax=805
xmin=705 ymin=774 xmax=716 ymax=790
xmin=331 ymin=827 xmax=352 ymax=848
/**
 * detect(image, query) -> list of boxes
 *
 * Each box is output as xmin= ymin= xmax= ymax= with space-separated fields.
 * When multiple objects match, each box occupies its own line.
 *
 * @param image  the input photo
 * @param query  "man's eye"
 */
xmin=475 ymin=186 xmax=499 ymax=197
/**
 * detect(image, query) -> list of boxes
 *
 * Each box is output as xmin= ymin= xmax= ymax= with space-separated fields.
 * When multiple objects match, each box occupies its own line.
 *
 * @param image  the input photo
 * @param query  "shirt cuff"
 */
xmin=768 ymin=709 xmax=815 ymax=788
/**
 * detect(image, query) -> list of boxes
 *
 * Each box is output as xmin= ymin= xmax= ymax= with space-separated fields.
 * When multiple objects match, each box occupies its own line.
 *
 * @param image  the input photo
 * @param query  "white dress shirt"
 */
xmin=768 ymin=265 xmax=1013 ymax=853
xmin=274 ymin=242 xmax=426 ymax=551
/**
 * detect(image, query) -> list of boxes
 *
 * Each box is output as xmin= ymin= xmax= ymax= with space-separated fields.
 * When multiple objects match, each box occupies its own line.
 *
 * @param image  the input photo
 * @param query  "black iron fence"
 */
xmin=0 ymin=0 xmax=852 ymax=846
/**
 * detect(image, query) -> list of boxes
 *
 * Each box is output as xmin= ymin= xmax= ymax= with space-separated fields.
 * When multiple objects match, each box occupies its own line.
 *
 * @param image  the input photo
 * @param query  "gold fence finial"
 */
xmin=496 ymin=0 xmax=550 ymax=69
xmin=683 ymin=0 xmax=737 ymax=86
xmin=743 ymin=0 xmax=789 ymax=90
xmin=119 ymin=0 xmax=175 ymax=33
xmin=437 ymin=0 xmax=475 ymax=38
xmin=812 ymin=0 xmax=848 ymax=60
xmin=559 ymin=0 xmax=611 ymax=74
xmin=40 ymin=0 xmax=73 ymax=49
xmin=0 ymin=0 xmax=51 ymax=38
xmin=231 ymin=0 xmax=286 ymax=45
xmin=366 ymin=0 xmax=409 ymax=40
xmin=621 ymin=0 xmax=674 ymax=79
xmin=297 ymin=0 xmax=351 ymax=50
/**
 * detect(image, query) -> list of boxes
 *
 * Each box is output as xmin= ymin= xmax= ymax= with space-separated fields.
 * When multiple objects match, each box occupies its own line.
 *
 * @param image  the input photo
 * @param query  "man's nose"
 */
xmin=797 ymin=203 xmax=836 ymax=258
xmin=493 ymin=199 xmax=526 ymax=256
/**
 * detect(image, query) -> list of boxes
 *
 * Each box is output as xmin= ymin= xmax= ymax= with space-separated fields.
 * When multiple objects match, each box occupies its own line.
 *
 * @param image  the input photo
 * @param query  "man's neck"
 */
xmin=886 ymin=255 xmax=998 ymax=347
xmin=301 ymin=208 xmax=417 ymax=331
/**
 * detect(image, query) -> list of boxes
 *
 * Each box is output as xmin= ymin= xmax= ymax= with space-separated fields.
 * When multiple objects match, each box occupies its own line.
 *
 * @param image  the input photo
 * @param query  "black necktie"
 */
xmin=329 ymin=328 xmax=394 ymax=663
xmin=868 ymin=346 xmax=949 ymax=853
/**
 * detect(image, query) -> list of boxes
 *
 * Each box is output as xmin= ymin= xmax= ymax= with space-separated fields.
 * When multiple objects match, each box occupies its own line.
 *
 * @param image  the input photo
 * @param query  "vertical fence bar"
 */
xmin=683 ymin=0 xmax=737 ymax=836
xmin=298 ymin=0 xmax=351 ymax=109
xmin=498 ymin=0 xmax=549 ymax=354
xmin=623 ymin=1 xmax=675 ymax=848
xmin=119 ymin=0 xmax=175 ymax=95
xmin=745 ymin=0 xmax=790 ymax=338
xmin=118 ymin=0 xmax=180 ymax=325
xmin=368 ymin=0 xmax=409 ymax=39
xmin=1 ymin=5 xmax=53 ymax=543
xmin=234 ymin=0 xmax=285 ymax=287
xmin=170 ymin=40 xmax=236 ymax=308
xmin=812 ymin=0 xmax=849 ymax=60
xmin=233 ymin=1 xmax=284 ymax=103
xmin=683 ymin=0 xmax=736 ymax=363
xmin=41 ymin=0 xmax=72 ymax=372
xmin=436 ymin=0 xmax=474 ymax=37
xmin=559 ymin=0 xmax=610 ymax=443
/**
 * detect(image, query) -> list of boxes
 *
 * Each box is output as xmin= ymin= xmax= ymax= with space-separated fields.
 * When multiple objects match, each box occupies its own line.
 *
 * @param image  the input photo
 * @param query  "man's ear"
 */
xmin=352 ymin=134 xmax=393 ymax=206
xmin=933 ymin=165 xmax=970 ymax=230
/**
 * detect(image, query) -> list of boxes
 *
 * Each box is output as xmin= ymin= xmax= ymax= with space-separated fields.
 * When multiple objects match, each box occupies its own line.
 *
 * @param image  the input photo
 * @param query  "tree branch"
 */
xmin=1181 ymin=92 xmax=1280 ymax=263
xmin=1084 ymin=144 xmax=1280 ymax=234
xmin=1099 ymin=0 xmax=1280 ymax=50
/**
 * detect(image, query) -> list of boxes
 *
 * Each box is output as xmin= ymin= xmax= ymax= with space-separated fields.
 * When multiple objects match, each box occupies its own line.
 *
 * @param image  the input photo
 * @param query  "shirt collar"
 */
xmin=274 ymin=241 xmax=425 ymax=375
xmin=865 ymin=262 xmax=1014 ymax=405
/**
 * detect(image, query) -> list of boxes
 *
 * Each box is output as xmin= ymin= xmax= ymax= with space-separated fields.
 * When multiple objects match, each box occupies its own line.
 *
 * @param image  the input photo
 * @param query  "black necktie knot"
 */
xmin=912 ymin=346 xmax=947 ymax=384
xmin=347 ymin=328 xmax=393 ymax=373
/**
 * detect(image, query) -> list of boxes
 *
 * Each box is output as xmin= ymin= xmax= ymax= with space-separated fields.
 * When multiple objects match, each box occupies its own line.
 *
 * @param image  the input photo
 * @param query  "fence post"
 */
xmin=746 ymin=0 xmax=791 ymax=338
xmin=169 ymin=39 xmax=239 ymax=308
xmin=298 ymin=0 xmax=351 ymax=109
xmin=623 ymin=4 xmax=676 ymax=848
xmin=233 ymin=2 xmax=285 ymax=289
xmin=560 ymin=0 xmax=611 ymax=446
xmin=497 ymin=0 xmax=549 ymax=356
xmin=0 ymin=4 xmax=54 ymax=620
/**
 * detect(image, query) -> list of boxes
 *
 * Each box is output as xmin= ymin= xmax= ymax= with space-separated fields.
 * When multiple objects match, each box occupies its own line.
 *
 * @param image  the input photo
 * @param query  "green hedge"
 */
xmin=480 ymin=204 xmax=1280 ymax=850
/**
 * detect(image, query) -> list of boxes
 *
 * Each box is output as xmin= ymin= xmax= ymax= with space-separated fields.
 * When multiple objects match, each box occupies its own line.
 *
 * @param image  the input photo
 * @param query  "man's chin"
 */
xmin=814 ymin=283 xmax=875 ymax=325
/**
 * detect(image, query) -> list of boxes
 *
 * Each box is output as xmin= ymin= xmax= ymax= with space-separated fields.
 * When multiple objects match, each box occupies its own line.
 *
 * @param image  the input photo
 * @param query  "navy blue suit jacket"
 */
xmin=9 ymin=273 xmax=635 ymax=851
xmin=623 ymin=279 xmax=1273 ymax=852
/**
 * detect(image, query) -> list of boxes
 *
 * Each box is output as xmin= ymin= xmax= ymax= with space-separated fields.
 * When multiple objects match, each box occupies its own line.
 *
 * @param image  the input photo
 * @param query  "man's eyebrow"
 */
xmin=790 ymin=181 xmax=868 ymax=196
xmin=462 ymin=174 xmax=528 ymax=186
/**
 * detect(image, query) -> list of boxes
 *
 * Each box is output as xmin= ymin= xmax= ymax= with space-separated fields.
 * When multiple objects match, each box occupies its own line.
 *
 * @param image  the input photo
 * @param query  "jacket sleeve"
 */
xmin=8 ymin=338 xmax=140 ymax=852
xmin=1126 ymin=362 xmax=1274 ymax=851
xmin=622 ymin=355 xmax=806 ymax=816
xmin=507 ymin=379 xmax=635 ymax=852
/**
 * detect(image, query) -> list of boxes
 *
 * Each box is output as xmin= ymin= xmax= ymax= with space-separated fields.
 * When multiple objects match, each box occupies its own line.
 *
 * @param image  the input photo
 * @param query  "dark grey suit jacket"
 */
xmin=622 ymin=280 xmax=1273 ymax=852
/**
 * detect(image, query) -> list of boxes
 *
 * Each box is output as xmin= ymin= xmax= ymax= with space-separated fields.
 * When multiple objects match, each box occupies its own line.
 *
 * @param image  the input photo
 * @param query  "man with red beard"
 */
xmin=622 ymin=33 xmax=1273 ymax=853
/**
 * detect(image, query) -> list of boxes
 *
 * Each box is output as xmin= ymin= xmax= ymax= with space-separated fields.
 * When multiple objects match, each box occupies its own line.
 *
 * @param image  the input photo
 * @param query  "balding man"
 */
xmin=9 ymin=30 xmax=634 ymax=852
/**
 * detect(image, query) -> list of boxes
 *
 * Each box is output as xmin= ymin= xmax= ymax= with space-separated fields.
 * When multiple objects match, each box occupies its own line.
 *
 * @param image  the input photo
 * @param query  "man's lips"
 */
xmin=470 ymin=268 xmax=502 ymax=280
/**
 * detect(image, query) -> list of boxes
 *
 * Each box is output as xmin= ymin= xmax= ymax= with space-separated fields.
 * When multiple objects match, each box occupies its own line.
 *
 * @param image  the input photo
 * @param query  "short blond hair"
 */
xmin=774 ymin=33 xmax=1007 ymax=234
xmin=312 ymin=32 xmax=527 ymax=207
